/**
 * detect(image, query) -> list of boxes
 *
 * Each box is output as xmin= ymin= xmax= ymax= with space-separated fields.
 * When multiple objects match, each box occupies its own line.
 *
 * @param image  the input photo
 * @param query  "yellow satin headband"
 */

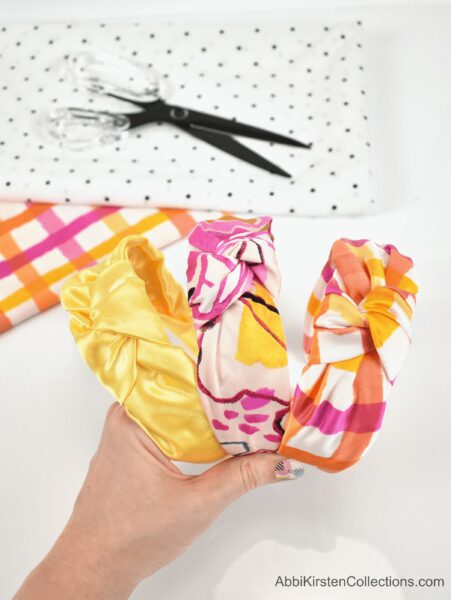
xmin=61 ymin=217 xmax=418 ymax=472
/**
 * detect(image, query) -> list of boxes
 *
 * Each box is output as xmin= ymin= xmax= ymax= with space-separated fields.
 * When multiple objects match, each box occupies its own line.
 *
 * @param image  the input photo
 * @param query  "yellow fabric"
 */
xmin=61 ymin=236 xmax=225 ymax=463
xmin=235 ymin=282 xmax=288 ymax=369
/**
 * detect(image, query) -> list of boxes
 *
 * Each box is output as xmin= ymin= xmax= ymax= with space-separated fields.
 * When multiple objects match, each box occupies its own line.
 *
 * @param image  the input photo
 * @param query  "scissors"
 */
xmin=46 ymin=52 xmax=312 ymax=178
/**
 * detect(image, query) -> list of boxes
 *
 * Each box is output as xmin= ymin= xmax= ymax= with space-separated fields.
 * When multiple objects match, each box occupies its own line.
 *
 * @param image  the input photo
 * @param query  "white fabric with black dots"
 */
xmin=0 ymin=20 xmax=373 ymax=216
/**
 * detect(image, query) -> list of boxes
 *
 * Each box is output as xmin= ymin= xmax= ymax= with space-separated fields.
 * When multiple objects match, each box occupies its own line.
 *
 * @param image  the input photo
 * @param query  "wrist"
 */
xmin=15 ymin=517 xmax=139 ymax=600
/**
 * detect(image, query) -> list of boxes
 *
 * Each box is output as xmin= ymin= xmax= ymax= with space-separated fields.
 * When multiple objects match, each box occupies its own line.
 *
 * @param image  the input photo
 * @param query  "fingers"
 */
xmin=195 ymin=453 xmax=304 ymax=509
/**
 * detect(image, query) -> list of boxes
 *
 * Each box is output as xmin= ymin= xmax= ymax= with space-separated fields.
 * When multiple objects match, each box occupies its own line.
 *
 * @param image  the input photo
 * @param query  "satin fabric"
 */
xmin=187 ymin=216 xmax=291 ymax=455
xmin=61 ymin=235 xmax=225 ymax=463
xmin=280 ymin=238 xmax=418 ymax=472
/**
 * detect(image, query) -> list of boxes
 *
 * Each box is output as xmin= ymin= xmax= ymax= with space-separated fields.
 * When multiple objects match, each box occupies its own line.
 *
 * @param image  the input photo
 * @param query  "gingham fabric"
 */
xmin=280 ymin=238 xmax=418 ymax=472
xmin=0 ymin=201 xmax=220 ymax=333
xmin=187 ymin=216 xmax=291 ymax=455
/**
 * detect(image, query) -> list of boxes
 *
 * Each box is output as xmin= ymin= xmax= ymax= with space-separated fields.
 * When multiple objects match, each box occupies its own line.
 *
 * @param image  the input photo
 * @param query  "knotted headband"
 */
xmin=62 ymin=219 xmax=418 ymax=472
xmin=61 ymin=236 xmax=225 ymax=463
xmin=280 ymin=238 xmax=418 ymax=472
xmin=187 ymin=217 xmax=291 ymax=454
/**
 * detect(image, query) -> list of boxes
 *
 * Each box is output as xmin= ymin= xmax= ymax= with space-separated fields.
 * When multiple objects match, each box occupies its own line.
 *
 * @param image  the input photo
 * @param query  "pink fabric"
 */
xmin=187 ymin=216 xmax=291 ymax=455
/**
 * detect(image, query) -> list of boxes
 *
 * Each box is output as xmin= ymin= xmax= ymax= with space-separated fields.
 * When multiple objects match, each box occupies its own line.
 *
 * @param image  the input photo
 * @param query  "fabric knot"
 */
xmin=306 ymin=239 xmax=418 ymax=383
xmin=312 ymin=285 xmax=413 ymax=382
xmin=187 ymin=216 xmax=280 ymax=328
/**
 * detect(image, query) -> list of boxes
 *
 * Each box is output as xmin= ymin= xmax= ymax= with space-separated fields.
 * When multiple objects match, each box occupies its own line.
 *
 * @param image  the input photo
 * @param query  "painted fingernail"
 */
xmin=275 ymin=458 xmax=305 ymax=480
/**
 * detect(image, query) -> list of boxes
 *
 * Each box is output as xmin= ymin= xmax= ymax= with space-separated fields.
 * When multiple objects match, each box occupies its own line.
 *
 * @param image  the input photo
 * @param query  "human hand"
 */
xmin=14 ymin=403 xmax=303 ymax=600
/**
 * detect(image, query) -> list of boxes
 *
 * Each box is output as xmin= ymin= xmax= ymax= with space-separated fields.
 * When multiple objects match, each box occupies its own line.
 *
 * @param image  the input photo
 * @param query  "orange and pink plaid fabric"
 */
xmin=280 ymin=238 xmax=418 ymax=472
xmin=0 ymin=201 xmax=218 ymax=333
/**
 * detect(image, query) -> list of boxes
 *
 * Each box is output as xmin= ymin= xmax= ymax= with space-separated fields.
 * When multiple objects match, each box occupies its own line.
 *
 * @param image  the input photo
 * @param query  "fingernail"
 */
xmin=275 ymin=458 xmax=305 ymax=481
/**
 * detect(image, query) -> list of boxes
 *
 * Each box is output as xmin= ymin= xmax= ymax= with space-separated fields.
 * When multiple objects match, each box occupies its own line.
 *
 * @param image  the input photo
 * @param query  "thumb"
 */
xmin=196 ymin=454 xmax=304 ymax=508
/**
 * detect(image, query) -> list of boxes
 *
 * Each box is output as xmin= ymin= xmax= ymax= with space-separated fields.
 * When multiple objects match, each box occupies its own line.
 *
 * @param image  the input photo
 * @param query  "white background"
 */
xmin=1 ymin=2 xmax=451 ymax=599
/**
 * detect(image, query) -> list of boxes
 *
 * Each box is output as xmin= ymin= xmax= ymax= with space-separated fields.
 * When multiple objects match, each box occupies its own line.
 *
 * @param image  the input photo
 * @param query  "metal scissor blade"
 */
xmin=180 ymin=125 xmax=291 ymax=177
xmin=180 ymin=108 xmax=311 ymax=149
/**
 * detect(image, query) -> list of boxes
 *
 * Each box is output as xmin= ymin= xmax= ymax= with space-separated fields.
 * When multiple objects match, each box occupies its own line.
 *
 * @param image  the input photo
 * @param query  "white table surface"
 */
xmin=1 ymin=2 xmax=451 ymax=599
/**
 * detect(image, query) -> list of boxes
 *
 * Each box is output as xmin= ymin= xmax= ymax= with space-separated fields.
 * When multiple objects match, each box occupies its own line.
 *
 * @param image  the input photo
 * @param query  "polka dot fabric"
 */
xmin=0 ymin=19 xmax=373 ymax=216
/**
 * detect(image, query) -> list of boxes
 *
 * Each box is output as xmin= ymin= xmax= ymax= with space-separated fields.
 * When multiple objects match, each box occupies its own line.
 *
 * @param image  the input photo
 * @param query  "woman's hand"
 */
xmin=14 ymin=403 xmax=303 ymax=600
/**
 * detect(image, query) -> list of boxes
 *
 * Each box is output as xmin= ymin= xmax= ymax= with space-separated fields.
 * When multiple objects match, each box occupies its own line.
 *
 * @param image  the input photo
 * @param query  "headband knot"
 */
xmin=187 ymin=216 xmax=280 ymax=328
xmin=310 ymin=283 xmax=414 ymax=383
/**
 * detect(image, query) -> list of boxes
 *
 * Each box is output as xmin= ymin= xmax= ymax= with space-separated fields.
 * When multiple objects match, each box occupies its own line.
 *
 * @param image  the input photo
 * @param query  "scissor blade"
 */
xmin=182 ymin=108 xmax=311 ymax=149
xmin=180 ymin=126 xmax=291 ymax=177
